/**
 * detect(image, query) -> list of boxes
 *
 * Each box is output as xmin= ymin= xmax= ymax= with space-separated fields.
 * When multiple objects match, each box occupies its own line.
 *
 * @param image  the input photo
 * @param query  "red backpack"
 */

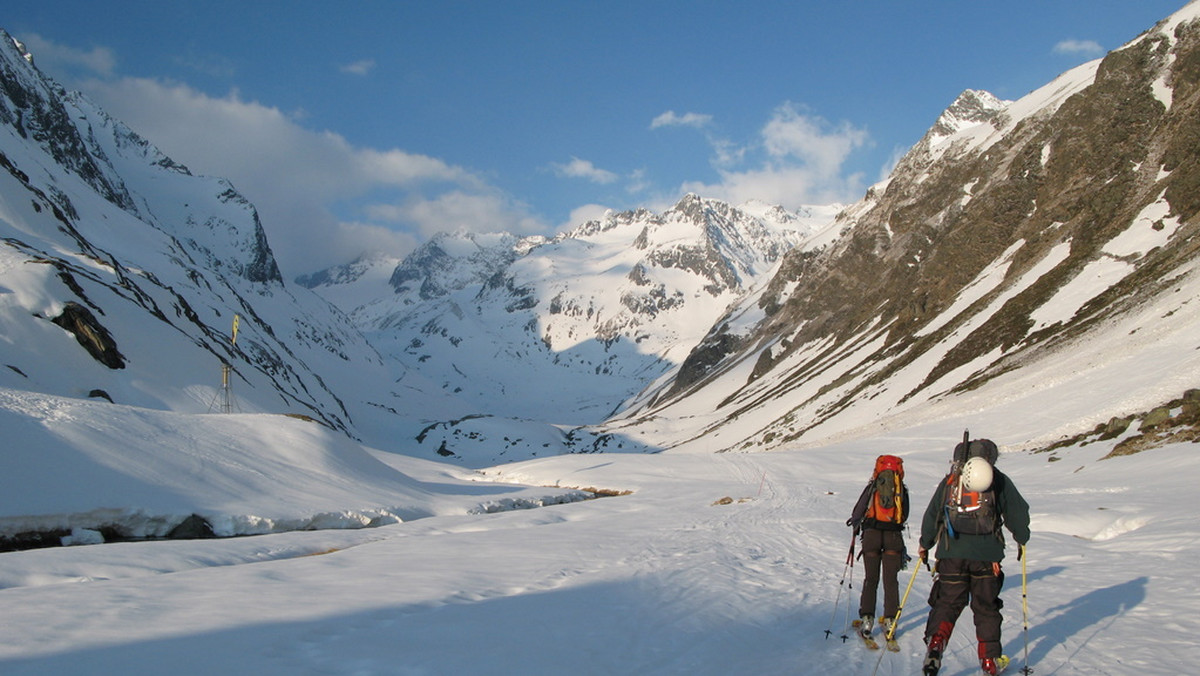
xmin=865 ymin=455 xmax=905 ymax=525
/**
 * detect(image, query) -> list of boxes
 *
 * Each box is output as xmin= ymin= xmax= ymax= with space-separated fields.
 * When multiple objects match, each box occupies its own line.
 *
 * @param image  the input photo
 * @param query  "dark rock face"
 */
xmin=51 ymin=301 xmax=125 ymax=369
xmin=0 ymin=33 xmax=136 ymax=214
xmin=166 ymin=514 xmax=215 ymax=540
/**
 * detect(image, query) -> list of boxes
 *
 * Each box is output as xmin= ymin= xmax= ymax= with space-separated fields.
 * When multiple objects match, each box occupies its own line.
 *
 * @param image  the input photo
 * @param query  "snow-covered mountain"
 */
xmin=301 ymin=196 xmax=838 ymax=463
xmin=0 ymin=31 xmax=441 ymax=445
xmin=0 ymin=30 xmax=585 ymax=542
xmin=602 ymin=6 xmax=1200 ymax=455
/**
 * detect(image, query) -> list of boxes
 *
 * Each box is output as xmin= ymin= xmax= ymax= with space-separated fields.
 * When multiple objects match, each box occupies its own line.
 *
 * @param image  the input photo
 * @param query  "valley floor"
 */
xmin=0 ymin=424 xmax=1193 ymax=675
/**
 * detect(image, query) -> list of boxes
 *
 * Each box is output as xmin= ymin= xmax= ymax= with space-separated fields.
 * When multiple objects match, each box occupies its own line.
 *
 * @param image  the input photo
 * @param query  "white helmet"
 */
xmin=961 ymin=456 xmax=994 ymax=492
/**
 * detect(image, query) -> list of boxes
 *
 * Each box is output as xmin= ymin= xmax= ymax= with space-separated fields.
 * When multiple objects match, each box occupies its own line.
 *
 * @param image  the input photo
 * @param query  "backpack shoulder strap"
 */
xmin=849 ymin=480 xmax=874 ymax=525
xmin=934 ymin=473 xmax=953 ymax=523
xmin=990 ymin=471 xmax=1008 ymax=525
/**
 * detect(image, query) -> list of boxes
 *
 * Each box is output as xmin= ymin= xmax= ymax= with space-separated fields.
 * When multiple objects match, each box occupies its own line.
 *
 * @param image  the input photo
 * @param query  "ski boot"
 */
xmin=922 ymin=639 xmax=943 ymax=675
xmin=852 ymin=614 xmax=878 ymax=649
xmin=922 ymin=622 xmax=953 ymax=676
xmin=856 ymin=614 xmax=874 ymax=638
xmin=878 ymin=617 xmax=899 ymax=652
xmin=980 ymin=655 xmax=1011 ymax=675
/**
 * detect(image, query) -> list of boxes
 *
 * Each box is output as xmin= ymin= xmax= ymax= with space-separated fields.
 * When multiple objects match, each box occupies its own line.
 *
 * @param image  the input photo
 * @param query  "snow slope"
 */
xmin=0 ymin=415 xmax=1192 ymax=674
xmin=0 ymin=387 xmax=588 ymax=540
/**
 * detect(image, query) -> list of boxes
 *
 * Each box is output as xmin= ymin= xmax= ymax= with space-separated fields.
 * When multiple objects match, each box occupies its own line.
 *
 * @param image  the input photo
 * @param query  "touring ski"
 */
xmin=927 ymin=654 xmax=1011 ymax=676
xmin=876 ymin=617 xmax=899 ymax=652
xmin=851 ymin=618 xmax=879 ymax=650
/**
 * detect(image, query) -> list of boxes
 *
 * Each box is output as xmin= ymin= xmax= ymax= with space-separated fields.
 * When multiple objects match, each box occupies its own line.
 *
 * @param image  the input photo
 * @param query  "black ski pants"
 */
xmin=924 ymin=557 xmax=1005 ymax=659
xmin=858 ymin=528 xmax=905 ymax=619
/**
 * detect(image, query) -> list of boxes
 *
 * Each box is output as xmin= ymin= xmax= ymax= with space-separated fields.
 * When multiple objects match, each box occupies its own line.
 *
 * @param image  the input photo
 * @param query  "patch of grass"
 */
xmin=1104 ymin=423 xmax=1200 ymax=459
xmin=1028 ymin=389 xmax=1200 ymax=459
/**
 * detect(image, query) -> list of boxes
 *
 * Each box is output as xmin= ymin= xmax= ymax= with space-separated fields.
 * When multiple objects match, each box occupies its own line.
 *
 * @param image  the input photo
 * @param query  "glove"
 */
xmin=918 ymin=546 xmax=928 ymax=562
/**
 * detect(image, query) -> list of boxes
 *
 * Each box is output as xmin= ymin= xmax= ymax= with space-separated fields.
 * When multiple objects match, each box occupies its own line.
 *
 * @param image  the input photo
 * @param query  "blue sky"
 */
xmin=3 ymin=1 xmax=1189 ymax=276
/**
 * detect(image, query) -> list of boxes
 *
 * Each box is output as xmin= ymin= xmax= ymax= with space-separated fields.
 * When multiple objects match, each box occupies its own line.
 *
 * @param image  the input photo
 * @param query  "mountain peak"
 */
xmin=387 ymin=230 xmax=529 ymax=302
xmin=930 ymin=89 xmax=1009 ymax=138
xmin=3 ymin=31 xmax=33 ymax=66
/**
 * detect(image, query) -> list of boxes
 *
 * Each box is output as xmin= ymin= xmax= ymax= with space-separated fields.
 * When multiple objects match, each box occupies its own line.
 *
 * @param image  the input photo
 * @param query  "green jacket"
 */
xmin=919 ymin=467 xmax=1030 ymax=563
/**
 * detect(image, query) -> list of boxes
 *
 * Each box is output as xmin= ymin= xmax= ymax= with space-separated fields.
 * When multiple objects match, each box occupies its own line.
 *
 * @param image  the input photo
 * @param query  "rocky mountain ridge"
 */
xmin=0 ymin=30 xmax=402 ymax=441
xmin=603 ymin=5 xmax=1200 ymax=453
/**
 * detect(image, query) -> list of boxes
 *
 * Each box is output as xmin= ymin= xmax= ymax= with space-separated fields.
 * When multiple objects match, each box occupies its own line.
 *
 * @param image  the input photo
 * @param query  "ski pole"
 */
xmin=842 ymin=567 xmax=855 ymax=642
xmin=1021 ymin=544 xmax=1033 ymax=675
xmin=843 ymin=533 xmax=858 ymax=642
xmin=824 ymin=531 xmax=857 ymax=640
xmin=886 ymin=557 xmax=922 ymax=642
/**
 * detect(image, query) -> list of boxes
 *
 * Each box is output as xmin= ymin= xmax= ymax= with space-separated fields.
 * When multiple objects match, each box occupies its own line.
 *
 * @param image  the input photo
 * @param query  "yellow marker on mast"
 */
xmin=215 ymin=314 xmax=240 ymax=413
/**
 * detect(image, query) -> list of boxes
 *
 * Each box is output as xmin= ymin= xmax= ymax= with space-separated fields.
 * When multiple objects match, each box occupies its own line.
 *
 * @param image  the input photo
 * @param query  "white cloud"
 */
xmin=340 ymin=59 xmax=376 ymax=76
xmin=552 ymin=157 xmax=619 ymax=184
xmin=709 ymin=136 xmax=746 ymax=168
xmin=174 ymin=53 xmax=238 ymax=79
xmin=682 ymin=165 xmax=865 ymax=211
xmin=77 ymin=76 xmax=542 ymax=275
xmin=762 ymin=102 xmax=868 ymax=174
xmin=319 ymin=221 xmax=421 ymax=267
xmin=650 ymin=110 xmax=713 ymax=130
xmin=625 ymin=168 xmax=651 ymax=195
xmin=675 ymin=102 xmax=869 ymax=209
xmin=17 ymin=33 xmax=116 ymax=78
xmin=558 ymin=203 xmax=614 ymax=233
xmin=879 ymin=145 xmax=909 ymax=183
xmin=1053 ymin=39 xmax=1104 ymax=57
xmin=366 ymin=191 xmax=544 ymax=239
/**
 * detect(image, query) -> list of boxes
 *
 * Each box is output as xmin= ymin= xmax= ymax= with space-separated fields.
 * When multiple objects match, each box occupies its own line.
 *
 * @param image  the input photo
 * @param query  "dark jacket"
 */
xmin=848 ymin=480 xmax=911 ymax=533
xmin=919 ymin=467 xmax=1030 ymax=562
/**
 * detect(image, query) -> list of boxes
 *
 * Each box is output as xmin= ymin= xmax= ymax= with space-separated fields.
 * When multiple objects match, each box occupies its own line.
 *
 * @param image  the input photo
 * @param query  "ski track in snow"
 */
xmin=0 ymin=430 xmax=1195 ymax=675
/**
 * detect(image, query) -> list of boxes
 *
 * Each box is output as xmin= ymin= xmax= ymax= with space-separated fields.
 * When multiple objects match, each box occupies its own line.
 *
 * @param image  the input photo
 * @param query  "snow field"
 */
xmin=0 ymin=421 xmax=1195 ymax=674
